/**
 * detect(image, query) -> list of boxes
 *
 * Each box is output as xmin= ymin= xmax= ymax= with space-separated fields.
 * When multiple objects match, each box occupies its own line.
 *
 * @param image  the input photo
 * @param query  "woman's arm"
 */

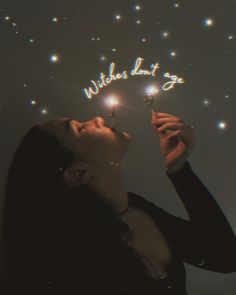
xmin=130 ymin=161 xmax=236 ymax=273
xmin=150 ymin=111 xmax=236 ymax=272
xmin=163 ymin=161 xmax=236 ymax=273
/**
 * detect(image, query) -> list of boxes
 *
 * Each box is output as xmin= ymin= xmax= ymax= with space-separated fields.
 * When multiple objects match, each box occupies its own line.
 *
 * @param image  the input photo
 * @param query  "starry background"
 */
xmin=0 ymin=0 xmax=236 ymax=293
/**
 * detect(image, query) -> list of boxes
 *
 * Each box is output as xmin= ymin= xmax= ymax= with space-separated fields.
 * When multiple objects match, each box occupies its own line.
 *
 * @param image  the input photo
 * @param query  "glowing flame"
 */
xmin=105 ymin=96 xmax=119 ymax=107
xmin=145 ymin=85 xmax=159 ymax=96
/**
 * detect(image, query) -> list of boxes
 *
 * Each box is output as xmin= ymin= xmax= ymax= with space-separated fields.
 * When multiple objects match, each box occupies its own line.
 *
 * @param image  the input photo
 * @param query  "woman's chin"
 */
xmin=115 ymin=129 xmax=131 ymax=141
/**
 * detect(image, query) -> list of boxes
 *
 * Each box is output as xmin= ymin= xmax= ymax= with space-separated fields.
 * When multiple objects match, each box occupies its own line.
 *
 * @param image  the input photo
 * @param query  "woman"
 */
xmin=1 ymin=112 xmax=235 ymax=295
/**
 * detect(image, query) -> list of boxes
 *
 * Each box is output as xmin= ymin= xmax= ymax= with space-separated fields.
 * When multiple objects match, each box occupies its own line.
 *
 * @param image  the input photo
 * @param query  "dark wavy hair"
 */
xmin=1 ymin=125 xmax=159 ymax=294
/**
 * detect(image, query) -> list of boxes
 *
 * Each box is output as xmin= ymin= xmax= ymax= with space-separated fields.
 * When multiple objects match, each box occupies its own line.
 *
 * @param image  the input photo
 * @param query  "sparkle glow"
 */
xmin=30 ymin=100 xmax=37 ymax=105
xmin=105 ymin=96 xmax=119 ymax=107
xmin=162 ymin=31 xmax=170 ymax=39
xmin=204 ymin=18 xmax=214 ymax=27
xmin=91 ymin=37 xmax=101 ymax=41
xmin=145 ymin=85 xmax=159 ymax=96
xmin=217 ymin=121 xmax=227 ymax=130
xmin=202 ymin=99 xmax=210 ymax=106
xmin=170 ymin=51 xmax=177 ymax=57
xmin=100 ymin=55 xmax=107 ymax=61
xmin=52 ymin=17 xmax=59 ymax=22
xmin=50 ymin=54 xmax=59 ymax=63
xmin=40 ymin=108 xmax=48 ymax=115
xmin=115 ymin=14 xmax=121 ymax=21
xmin=135 ymin=5 xmax=141 ymax=11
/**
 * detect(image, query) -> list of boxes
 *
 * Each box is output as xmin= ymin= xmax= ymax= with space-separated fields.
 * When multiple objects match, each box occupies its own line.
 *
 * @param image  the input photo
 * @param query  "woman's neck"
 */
xmin=88 ymin=163 xmax=129 ymax=215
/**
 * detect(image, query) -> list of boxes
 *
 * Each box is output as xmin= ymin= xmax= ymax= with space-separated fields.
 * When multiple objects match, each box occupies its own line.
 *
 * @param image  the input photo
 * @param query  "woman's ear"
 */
xmin=63 ymin=166 xmax=92 ymax=187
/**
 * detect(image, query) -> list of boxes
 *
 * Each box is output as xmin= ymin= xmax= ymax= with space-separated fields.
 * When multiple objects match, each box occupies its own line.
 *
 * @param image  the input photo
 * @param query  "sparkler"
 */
xmin=104 ymin=95 xmax=119 ymax=131
xmin=144 ymin=85 xmax=159 ymax=112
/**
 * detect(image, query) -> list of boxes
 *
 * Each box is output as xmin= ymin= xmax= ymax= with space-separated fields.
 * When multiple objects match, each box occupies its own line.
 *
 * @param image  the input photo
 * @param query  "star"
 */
xmin=100 ymin=55 xmax=107 ymax=61
xmin=204 ymin=18 xmax=214 ymax=27
xmin=50 ymin=54 xmax=59 ymax=63
xmin=30 ymin=100 xmax=37 ymax=105
xmin=162 ymin=31 xmax=170 ymax=39
xmin=141 ymin=37 xmax=147 ymax=42
xmin=136 ymin=19 xmax=141 ymax=24
xmin=174 ymin=3 xmax=180 ymax=8
xmin=217 ymin=120 xmax=228 ymax=130
xmin=228 ymin=34 xmax=234 ymax=40
xmin=40 ymin=108 xmax=48 ymax=115
xmin=115 ymin=14 xmax=122 ymax=21
xmin=135 ymin=5 xmax=141 ymax=11
xmin=170 ymin=51 xmax=177 ymax=57
xmin=91 ymin=37 xmax=101 ymax=42
xmin=225 ymin=94 xmax=230 ymax=98
xmin=202 ymin=99 xmax=210 ymax=106
xmin=29 ymin=38 xmax=35 ymax=43
xmin=52 ymin=17 xmax=59 ymax=23
xmin=5 ymin=16 xmax=10 ymax=21
xmin=112 ymin=48 xmax=117 ymax=52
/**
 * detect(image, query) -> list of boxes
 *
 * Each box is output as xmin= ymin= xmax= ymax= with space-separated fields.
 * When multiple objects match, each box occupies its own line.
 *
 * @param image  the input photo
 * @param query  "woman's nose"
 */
xmin=93 ymin=117 xmax=105 ymax=127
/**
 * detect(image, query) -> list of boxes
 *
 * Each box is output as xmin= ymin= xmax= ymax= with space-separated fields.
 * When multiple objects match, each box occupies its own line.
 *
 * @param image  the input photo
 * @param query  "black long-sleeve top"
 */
xmin=1 ymin=161 xmax=236 ymax=295
xmin=127 ymin=161 xmax=236 ymax=294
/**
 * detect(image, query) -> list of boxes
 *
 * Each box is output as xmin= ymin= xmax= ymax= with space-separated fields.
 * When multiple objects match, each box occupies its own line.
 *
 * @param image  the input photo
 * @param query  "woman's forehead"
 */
xmin=39 ymin=118 xmax=70 ymax=133
xmin=41 ymin=117 xmax=72 ymax=126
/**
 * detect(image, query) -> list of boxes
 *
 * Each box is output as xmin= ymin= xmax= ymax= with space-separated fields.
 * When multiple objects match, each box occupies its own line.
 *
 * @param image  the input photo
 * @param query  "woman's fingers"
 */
xmin=156 ymin=122 xmax=184 ymax=132
xmin=152 ymin=111 xmax=177 ymax=118
xmin=151 ymin=112 xmax=194 ymax=138
xmin=151 ymin=112 xmax=183 ymax=127
xmin=151 ymin=117 xmax=184 ymax=127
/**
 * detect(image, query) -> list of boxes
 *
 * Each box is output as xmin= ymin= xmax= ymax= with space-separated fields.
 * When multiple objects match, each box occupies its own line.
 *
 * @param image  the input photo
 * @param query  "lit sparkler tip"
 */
xmin=145 ymin=85 xmax=159 ymax=96
xmin=105 ymin=95 xmax=119 ymax=107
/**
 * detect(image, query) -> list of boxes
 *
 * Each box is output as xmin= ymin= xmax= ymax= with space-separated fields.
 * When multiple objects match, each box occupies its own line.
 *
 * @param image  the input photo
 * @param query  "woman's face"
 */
xmin=39 ymin=117 xmax=131 ymax=165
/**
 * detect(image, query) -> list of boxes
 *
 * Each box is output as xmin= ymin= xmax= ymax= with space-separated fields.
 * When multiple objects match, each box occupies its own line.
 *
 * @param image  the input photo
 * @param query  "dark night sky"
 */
xmin=0 ymin=0 xmax=236 ymax=293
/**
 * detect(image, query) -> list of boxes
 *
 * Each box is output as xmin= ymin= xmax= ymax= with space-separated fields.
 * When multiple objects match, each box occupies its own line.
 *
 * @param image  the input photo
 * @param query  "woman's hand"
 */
xmin=151 ymin=111 xmax=196 ymax=174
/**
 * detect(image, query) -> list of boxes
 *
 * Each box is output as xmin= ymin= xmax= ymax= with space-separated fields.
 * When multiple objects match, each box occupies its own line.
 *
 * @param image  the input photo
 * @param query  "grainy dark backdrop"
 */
xmin=1 ymin=1 xmax=236 ymax=293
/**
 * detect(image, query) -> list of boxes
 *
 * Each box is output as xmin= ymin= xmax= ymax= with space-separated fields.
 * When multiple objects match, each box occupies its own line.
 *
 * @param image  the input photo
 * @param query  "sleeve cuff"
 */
xmin=166 ymin=161 xmax=192 ymax=179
